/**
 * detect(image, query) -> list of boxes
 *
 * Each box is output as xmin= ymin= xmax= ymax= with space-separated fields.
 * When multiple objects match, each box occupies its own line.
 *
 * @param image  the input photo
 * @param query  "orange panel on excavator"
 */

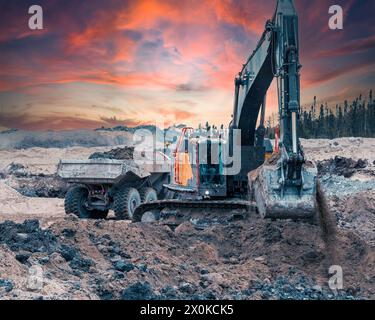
xmin=174 ymin=152 xmax=193 ymax=186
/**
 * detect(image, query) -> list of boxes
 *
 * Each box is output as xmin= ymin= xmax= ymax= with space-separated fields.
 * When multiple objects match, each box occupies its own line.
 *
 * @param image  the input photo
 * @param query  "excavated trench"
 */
xmin=316 ymin=181 xmax=339 ymax=269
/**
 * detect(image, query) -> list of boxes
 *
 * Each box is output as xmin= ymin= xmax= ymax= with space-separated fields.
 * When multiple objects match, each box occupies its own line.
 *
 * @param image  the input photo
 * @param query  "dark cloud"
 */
xmin=175 ymin=83 xmax=208 ymax=92
xmin=314 ymin=35 xmax=375 ymax=58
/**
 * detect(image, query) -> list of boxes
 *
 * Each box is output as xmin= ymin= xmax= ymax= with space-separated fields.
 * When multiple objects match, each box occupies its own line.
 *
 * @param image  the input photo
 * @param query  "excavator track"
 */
xmin=132 ymin=199 xmax=256 ymax=222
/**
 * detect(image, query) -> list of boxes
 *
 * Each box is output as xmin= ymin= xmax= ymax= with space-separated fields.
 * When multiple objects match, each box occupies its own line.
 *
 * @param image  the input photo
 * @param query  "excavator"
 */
xmin=133 ymin=0 xmax=318 ymax=223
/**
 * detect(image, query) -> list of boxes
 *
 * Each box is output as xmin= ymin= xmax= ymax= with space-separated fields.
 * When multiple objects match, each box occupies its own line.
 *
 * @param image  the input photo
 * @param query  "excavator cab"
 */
xmin=196 ymin=137 xmax=227 ymax=197
xmin=168 ymin=128 xmax=227 ymax=198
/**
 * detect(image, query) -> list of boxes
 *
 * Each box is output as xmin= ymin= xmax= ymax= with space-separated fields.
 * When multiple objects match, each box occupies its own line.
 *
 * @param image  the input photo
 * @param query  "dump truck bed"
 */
xmin=57 ymin=158 xmax=170 ymax=184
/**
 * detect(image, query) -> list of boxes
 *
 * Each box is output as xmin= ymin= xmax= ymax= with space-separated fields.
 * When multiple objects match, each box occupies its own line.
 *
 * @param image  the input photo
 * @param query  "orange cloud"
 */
xmin=0 ymin=113 xmax=105 ymax=131
xmin=1 ymin=0 xmax=374 ymax=131
xmin=155 ymin=107 xmax=196 ymax=121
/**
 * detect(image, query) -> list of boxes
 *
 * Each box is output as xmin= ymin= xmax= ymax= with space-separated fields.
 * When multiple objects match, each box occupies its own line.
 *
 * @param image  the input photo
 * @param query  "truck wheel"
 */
xmin=140 ymin=187 xmax=158 ymax=203
xmin=64 ymin=186 xmax=91 ymax=218
xmin=65 ymin=186 xmax=109 ymax=219
xmin=113 ymin=187 xmax=141 ymax=220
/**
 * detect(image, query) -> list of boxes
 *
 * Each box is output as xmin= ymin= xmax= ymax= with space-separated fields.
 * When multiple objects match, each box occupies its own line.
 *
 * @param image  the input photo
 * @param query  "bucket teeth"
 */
xmin=249 ymin=162 xmax=317 ymax=219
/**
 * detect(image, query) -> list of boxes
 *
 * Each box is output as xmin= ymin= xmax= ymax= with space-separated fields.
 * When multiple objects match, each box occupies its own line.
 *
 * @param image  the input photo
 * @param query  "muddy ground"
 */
xmin=0 ymin=138 xmax=374 ymax=300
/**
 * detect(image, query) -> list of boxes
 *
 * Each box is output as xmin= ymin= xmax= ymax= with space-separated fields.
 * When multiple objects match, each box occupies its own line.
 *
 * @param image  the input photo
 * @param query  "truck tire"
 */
xmin=113 ymin=187 xmax=141 ymax=220
xmin=64 ymin=186 xmax=91 ymax=218
xmin=65 ymin=186 xmax=109 ymax=219
xmin=140 ymin=187 xmax=158 ymax=203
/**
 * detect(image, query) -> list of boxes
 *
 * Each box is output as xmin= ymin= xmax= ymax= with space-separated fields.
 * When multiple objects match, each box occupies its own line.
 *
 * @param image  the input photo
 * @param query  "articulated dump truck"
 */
xmin=57 ymin=155 xmax=170 ymax=220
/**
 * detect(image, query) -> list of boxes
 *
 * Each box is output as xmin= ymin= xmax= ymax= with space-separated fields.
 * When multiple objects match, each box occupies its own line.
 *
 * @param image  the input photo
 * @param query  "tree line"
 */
xmin=265 ymin=90 xmax=375 ymax=139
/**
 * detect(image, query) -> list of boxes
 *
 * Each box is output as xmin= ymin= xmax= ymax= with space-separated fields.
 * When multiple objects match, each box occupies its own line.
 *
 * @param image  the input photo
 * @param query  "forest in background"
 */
xmin=265 ymin=90 xmax=375 ymax=139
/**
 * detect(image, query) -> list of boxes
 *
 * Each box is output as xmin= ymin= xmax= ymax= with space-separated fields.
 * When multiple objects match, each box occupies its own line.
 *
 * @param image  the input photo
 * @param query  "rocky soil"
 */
xmin=1 ymin=212 xmax=373 ymax=300
xmin=0 ymin=162 xmax=68 ymax=198
xmin=0 ymin=137 xmax=374 ymax=300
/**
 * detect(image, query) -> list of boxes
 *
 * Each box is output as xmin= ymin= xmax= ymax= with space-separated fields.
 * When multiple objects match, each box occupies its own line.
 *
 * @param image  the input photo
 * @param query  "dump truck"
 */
xmin=57 ymin=154 xmax=170 ymax=219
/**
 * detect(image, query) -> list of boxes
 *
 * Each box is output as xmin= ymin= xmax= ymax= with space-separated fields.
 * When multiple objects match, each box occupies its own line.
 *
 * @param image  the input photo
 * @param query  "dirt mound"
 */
xmin=317 ymin=156 xmax=368 ymax=178
xmin=89 ymin=146 xmax=134 ymax=160
xmin=243 ymin=276 xmax=351 ymax=300
xmin=0 ymin=220 xmax=58 ymax=255
xmin=0 ymin=181 xmax=64 ymax=219
xmin=1 ymin=162 xmax=68 ymax=198
xmin=0 ymin=213 xmax=373 ymax=300
xmin=0 ymin=219 xmax=98 ymax=299
xmin=330 ymin=191 xmax=375 ymax=246
xmin=12 ymin=176 xmax=68 ymax=198
xmin=7 ymin=174 xmax=67 ymax=198
xmin=3 ymin=162 xmax=29 ymax=177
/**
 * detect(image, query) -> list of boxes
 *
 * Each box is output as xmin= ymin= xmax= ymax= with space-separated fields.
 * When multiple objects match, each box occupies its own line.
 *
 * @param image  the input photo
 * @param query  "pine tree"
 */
xmin=297 ymin=91 xmax=375 ymax=139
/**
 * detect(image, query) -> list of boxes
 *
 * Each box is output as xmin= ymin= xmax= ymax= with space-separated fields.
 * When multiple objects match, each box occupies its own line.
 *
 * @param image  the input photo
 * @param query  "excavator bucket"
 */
xmin=249 ymin=159 xmax=317 ymax=219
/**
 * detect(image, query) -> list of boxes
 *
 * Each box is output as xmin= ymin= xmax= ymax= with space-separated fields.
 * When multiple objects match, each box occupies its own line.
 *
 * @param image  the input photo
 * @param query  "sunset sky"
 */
xmin=0 ymin=0 xmax=374 ymax=131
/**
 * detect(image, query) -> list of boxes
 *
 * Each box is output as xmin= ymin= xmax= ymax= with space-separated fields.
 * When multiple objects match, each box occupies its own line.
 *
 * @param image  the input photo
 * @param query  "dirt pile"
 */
xmin=12 ymin=176 xmax=67 ymax=198
xmin=317 ymin=156 xmax=369 ymax=178
xmin=0 ymin=181 xmax=64 ymax=219
xmin=330 ymin=191 xmax=375 ymax=246
xmin=0 ymin=219 xmax=97 ymax=299
xmin=301 ymin=138 xmax=375 ymax=164
xmin=0 ymin=212 xmax=373 ymax=300
xmin=242 ymin=276 xmax=349 ymax=300
xmin=2 ymin=162 xmax=29 ymax=178
xmin=315 ymin=154 xmax=375 ymax=247
xmin=89 ymin=146 xmax=134 ymax=160
xmin=1 ymin=162 xmax=68 ymax=198
xmin=0 ymin=220 xmax=57 ymax=256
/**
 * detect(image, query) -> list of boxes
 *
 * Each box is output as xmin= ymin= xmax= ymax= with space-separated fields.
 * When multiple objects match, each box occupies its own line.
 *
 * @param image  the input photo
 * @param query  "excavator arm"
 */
xmin=232 ymin=0 xmax=301 ymax=156
xmin=230 ymin=0 xmax=317 ymax=218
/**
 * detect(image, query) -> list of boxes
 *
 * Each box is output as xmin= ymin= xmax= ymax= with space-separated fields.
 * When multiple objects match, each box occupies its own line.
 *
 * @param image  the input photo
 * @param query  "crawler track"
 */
xmin=132 ymin=199 xmax=256 ymax=222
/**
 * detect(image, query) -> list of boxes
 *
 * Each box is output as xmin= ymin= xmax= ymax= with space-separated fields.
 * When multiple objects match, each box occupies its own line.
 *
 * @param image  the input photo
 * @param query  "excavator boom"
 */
xmin=230 ymin=0 xmax=317 ymax=218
